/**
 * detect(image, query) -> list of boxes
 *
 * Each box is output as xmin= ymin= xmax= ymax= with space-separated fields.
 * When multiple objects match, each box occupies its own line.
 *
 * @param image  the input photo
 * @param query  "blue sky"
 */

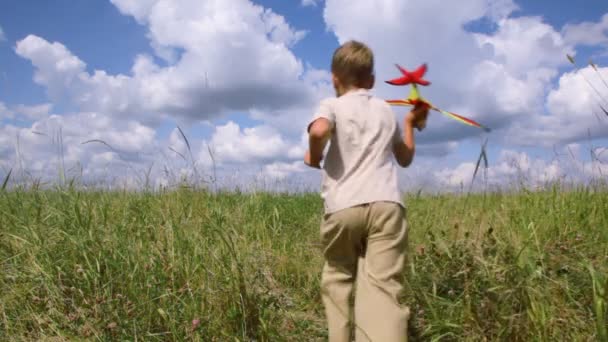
xmin=1 ymin=0 xmax=607 ymax=191
xmin=1 ymin=0 xmax=606 ymax=107
xmin=2 ymin=0 xmax=606 ymax=104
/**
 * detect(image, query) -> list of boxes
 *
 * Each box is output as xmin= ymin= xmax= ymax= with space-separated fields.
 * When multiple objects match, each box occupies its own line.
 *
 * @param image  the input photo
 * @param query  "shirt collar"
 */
xmin=343 ymin=88 xmax=371 ymax=97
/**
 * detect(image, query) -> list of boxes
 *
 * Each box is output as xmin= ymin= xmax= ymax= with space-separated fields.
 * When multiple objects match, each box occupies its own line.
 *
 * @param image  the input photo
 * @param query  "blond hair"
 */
xmin=331 ymin=40 xmax=374 ymax=88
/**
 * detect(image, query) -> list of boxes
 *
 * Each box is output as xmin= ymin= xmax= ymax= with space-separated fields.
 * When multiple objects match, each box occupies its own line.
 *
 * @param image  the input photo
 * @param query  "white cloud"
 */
xmin=14 ymin=103 xmax=52 ymax=121
xmin=301 ymin=0 xmax=320 ymax=7
xmin=167 ymin=127 xmax=189 ymax=160
xmin=484 ymin=0 xmax=519 ymax=22
xmin=5 ymin=0 xmax=608 ymax=189
xmin=206 ymin=121 xmax=297 ymax=164
xmin=7 ymin=0 xmax=328 ymax=188
xmin=547 ymin=66 xmax=604 ymax=120
xmin=594 ymin=146 xmax=608 ymax=164
xmin=507 ymin=65 xmax=608 ymax=146
xmin=286 ymin=131 xmax=308 ymax=160
xmin=467 ymin=60 xmax=556 ymax=129
xmin=321 ymin=0 xmax=533 ymax=142
xmin=264 ymin=161 xmax=307 ymax=179
xmin=320 ymin=0 xmax=606 ymax=151
xmin=0 ymin=102 xmax=52 ymax=121
xmin=474 ymin=16 xmax=573 ymax=74
xmin=434 ymin=162 xmax=477 ymax=188
xmin=432 ymin=148 xmax=600 ymax=191
xmin=0 ymin=25 xmax=5 ymax=41
xmin=461 ymin=15 xmax=574 ymax=133
xmin=107 ymin=0 xmax=157 ymax=24
xmin=15 ymin=0 xmax=316 ymax=124
xmin=417 ymin=141 xmax=459 ymax=157
xmin=248 ymin=65 xmax=334 ymax=136
xmin=563 ymin=13 xmax=608 ymax=47
xmin=0 ymin=102 xmax=14 ymax=120
xmin=15 ymin=36 xmax=88 ymax=101
xmin=0 ymin=112 xmax=159 ymax=185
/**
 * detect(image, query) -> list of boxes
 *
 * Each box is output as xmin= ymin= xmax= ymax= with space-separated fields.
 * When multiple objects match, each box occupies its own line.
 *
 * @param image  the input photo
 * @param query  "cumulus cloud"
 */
xmin=207 ymin=121 xmax=292 ymax=164
xmin=321 ymin=0 xmax=535 ymax=143
xmin=14 ymin=103 xmax=52 ymax=121
xmin=6 ymin=0 xmax=333 ymax=188
xmin=5 ymin=0 xmax=608 ymax=188
xmin=0 ymin=112 xmax=160 ymax=185
xmin=301 ymin=0 xmax=320 ymax=7
xmin=15 ymin=36 xmax=88 ymax=101
xmin=0 ymin=102 xmax=52 ymax=122
xmin=416 ymin=141 xmax=459 ymax=157
xmin=484 ymin=0 xmax=519 ymax=22
xmin=563 ymin=13 xmax=608 ymax=47
xmin=0 ymin=102 xmax=14 ymax=120
xmin=432 ymin=147 xmax=606 ymax=191
xmin=474 ymin=16 xmax=573 ymax=74
xmin=248 ymin=66 xmax=334 ymax=136
xmin=321 ymin=0 xmax=607 ymax=152
xmin=467 ymin=60 xmax=557 ymax=130
xmin=15 ymin=0 xmax=316 ymax=124
xmin=264 ymin=161 xmax=307 ymax=179
xmin=191 ymin=119 xmax=308 ymax=167
xmin=507 ymin=65 xmax=608 ymax=146
xmin=449 ymin=15 xmax=574 ymax=134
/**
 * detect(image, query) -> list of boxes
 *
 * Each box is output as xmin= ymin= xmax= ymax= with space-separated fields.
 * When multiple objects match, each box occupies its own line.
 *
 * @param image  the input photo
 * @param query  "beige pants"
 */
xmin=320 ymin=201 xmax=409 ymax=342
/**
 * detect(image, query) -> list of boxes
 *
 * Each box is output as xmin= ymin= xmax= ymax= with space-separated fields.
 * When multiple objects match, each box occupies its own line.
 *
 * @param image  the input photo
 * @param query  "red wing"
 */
xmin=411 ymin=64 xmax=431 ymax=85
xmin=411 ymin=64 xmax=428 ymax=79
xmin=395 ymin=64 xmax=409 ymax=76
xmin=385 ymin=76 xmax=411 ymax=85
xmin=416 ymin=78 xmax=431 ymax=86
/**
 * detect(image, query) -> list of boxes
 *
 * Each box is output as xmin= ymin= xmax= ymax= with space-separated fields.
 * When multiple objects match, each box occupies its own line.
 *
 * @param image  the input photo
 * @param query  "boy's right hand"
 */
xmin=406 ymin=102 xmax=430 ymax=131
xmin=304 ymin=150 xmax=322 ymax=169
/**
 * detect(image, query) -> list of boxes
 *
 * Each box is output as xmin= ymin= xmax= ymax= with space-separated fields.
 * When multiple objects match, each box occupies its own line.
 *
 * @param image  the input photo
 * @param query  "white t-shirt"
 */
xmin=308 ymin=88 xmax=404 ymax=214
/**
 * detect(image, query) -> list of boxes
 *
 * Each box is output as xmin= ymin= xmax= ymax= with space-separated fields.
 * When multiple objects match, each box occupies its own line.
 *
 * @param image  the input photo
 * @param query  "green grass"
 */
xmin=1 ymin=186 xmax=607 ymax=341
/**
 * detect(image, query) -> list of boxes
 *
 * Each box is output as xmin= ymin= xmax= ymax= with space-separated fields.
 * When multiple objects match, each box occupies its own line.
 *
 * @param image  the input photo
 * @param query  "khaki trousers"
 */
xmin=320 ymin=201 xmax=409 ymax=342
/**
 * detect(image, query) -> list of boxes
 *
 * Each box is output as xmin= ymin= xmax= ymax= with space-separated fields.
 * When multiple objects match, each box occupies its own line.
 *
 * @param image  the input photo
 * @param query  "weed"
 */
xmin=0 ymin=185 xmax=606 ymax=340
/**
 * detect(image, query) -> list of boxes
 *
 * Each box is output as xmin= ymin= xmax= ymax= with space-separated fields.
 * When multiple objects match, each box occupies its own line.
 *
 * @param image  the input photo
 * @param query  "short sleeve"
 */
xmin=307 ymin=98 xmax=336 ymax=132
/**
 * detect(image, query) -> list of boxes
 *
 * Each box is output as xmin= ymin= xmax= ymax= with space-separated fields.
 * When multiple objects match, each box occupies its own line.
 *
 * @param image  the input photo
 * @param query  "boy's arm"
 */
xmin=305 ymin=99 xmax=335 ymax=169
xmin=305 ymin=118 xmax=332 ymax=168
xmin=393 ymin=103 xmax=429 ymax=167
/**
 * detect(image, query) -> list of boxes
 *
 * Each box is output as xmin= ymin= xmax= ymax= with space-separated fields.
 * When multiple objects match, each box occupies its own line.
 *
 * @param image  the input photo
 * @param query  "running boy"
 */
xmin=304 ymin=40 xmax=428 ymax=341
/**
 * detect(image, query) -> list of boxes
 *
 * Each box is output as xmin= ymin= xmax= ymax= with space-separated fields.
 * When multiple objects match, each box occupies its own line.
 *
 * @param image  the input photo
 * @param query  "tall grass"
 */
xmin=1 ymin=185 xmax=607 ymax=340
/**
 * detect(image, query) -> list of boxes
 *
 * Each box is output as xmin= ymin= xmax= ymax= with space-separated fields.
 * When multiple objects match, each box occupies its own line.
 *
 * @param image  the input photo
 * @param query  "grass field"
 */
xmin=1 ymin=185 xmax=607 ymax=341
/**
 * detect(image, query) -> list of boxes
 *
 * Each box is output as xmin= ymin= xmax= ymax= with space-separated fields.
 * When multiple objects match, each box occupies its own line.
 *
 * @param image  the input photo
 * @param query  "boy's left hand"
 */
xmin=406 ymin=101 xmax=430 ymax=131
xmin=304 ymin=150 xmax=322 ymax=169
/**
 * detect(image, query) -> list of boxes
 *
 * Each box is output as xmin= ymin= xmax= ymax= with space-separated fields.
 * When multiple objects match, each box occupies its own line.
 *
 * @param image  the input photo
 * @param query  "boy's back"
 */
xmin=312 ymin=89 xmax=403 ymax=214
xmin=304 ymin=40 xmax=427 ymax=341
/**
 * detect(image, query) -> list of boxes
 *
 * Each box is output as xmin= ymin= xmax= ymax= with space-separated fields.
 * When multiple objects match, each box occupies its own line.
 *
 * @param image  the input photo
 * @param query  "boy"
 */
xmin=304 ymin=40 xmax=428 ymax=341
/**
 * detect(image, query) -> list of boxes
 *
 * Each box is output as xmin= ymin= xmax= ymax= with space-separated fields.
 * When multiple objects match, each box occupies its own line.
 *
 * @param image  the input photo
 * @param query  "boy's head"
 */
xmin=331 ymin=40 xmax=375 ymax=96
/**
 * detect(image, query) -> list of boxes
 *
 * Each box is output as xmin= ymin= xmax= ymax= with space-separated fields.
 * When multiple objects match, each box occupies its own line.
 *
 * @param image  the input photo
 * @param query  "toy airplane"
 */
xmin=385 ymin=64 xmax=491 ymax=132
